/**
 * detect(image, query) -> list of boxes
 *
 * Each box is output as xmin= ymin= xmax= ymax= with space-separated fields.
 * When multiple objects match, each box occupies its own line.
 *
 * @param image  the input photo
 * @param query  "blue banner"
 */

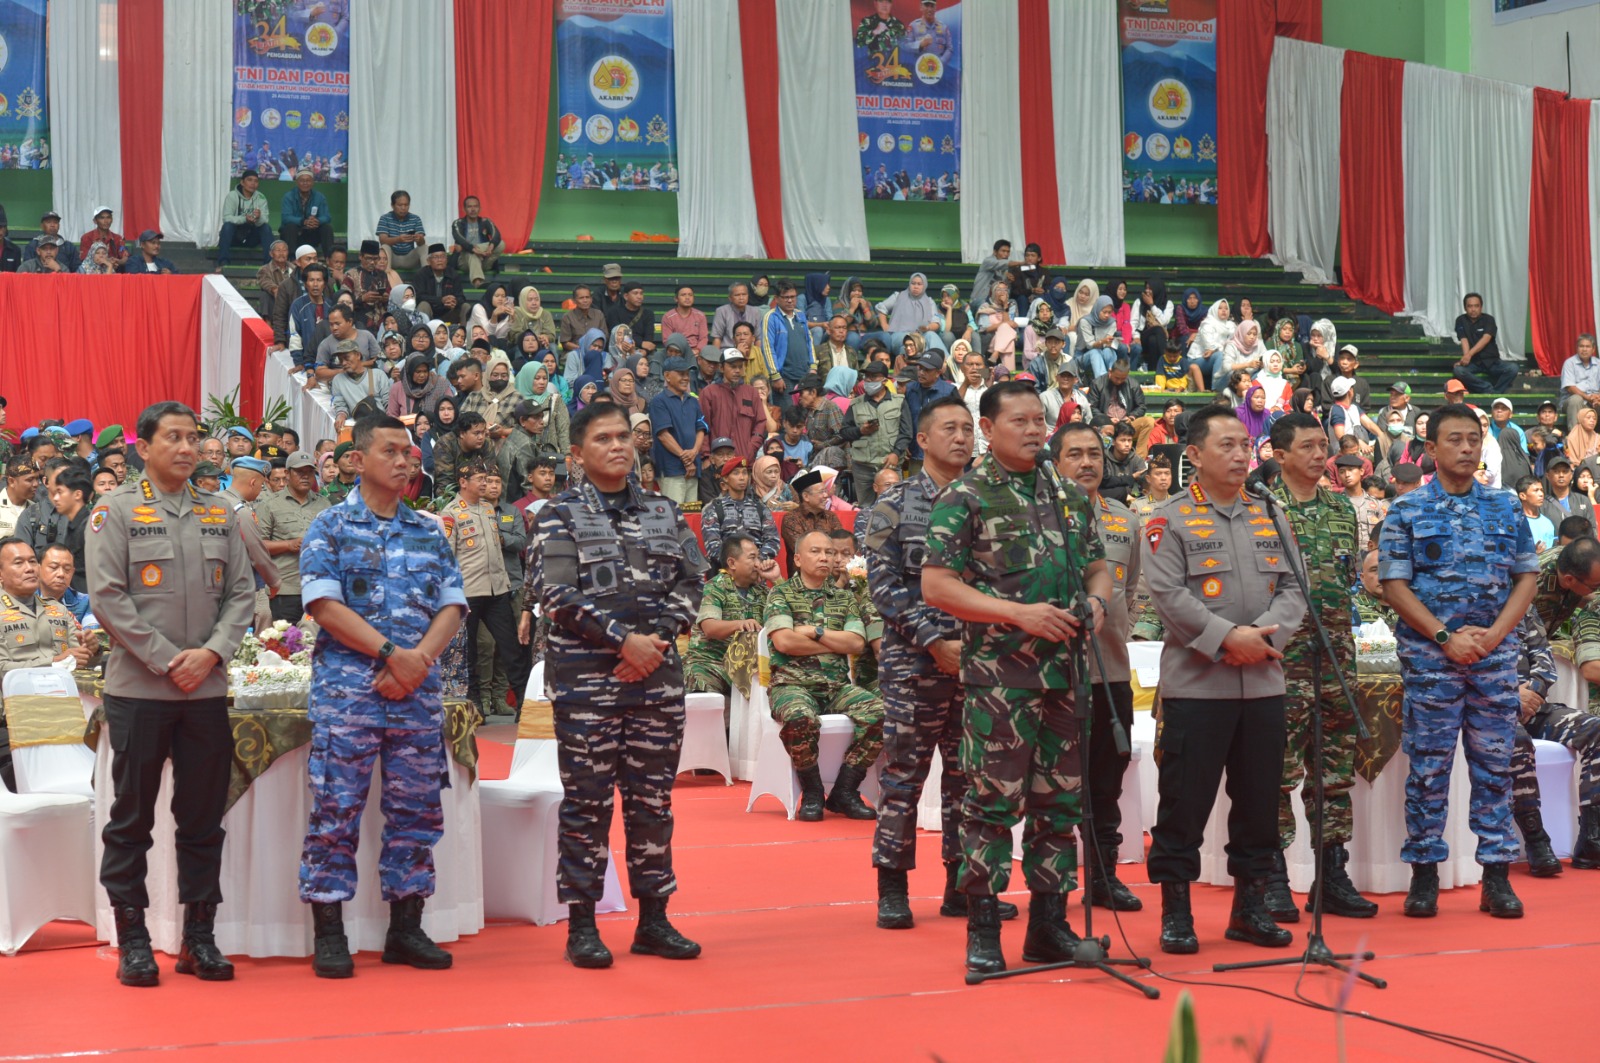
xmin=231 ymin=0 xmax=351 ymax=182
xmin=0 ymin=0 xmax=49 ymax=169
xmin=852 ymin=0 xmax=961 ymax=202
xmin=554 ymin=0 xmax=676 ymax=192
xmin=1120 ymin=0 xmax=1217 ymax=205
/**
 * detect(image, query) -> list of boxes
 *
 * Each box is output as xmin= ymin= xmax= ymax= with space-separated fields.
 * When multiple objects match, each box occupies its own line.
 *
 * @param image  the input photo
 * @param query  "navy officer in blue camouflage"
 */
xmin=296 ymin=413 xmax=468 ymax=978
xmin=530 ymin=401 xmax=709 ymax=969
xmin=1379 ymin=402 xmax=1538 ymax=920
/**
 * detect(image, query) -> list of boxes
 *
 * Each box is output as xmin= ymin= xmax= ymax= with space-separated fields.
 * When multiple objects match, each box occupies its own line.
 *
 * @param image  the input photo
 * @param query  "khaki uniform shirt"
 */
xmin=445 ymin=497 xmax=510 ymax=597
xmin=221 ymin=488 xmax=281 ymax=592
xmin=0 ymin=590 xmax=79 ymax=677
xmin=257 ymin=489 xmax=331 ymax=594
xmin=1090 ymin=493 xmax=1140 ymax=683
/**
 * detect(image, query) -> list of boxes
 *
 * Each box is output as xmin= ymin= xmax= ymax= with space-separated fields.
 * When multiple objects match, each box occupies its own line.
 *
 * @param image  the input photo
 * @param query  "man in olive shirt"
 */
xmin=258 ymin=452 xmax=330 ymax=624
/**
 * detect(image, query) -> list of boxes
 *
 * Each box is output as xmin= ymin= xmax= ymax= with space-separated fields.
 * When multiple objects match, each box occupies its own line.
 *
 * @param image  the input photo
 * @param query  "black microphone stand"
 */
xmin=1211 ymin=484 xmax=1386 ymax=990
xmin=966 ymin=455 xmax=1158 ymax=999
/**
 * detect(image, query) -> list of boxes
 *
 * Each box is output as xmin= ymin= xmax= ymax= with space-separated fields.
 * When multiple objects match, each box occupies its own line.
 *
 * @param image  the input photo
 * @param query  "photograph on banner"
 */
xmin=230 ymin=0 xmax=351 ymax=182
xmin=0 ymin=0 xmax=49 ymax=169
xmin=1120 ymin=0 xmax=1216 ymax=205
xmin=1492 ymin=0 xmax=1600 ymax=24
xmin=852 ymin=0 xmax=961 ymax=201
xmin=553 ymin=0 xmax=677 ymax=192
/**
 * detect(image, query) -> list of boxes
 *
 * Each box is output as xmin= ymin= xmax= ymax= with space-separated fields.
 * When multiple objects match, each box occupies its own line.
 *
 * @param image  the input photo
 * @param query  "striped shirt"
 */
xmin=375 ymin=210 xmax=426 ymax=255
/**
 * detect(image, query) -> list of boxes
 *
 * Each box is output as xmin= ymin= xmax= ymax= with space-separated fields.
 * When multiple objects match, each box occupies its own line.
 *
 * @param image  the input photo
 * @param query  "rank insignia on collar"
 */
xmin=1189 ymin=483 xmax=1208 ymax=504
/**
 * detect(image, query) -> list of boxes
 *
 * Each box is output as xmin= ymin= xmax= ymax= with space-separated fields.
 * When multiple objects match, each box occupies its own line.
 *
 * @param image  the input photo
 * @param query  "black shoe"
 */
xmin=1306 ymin=844 xmax=1379 ymax=918
xmin=1570 ymin=807 xmax=1600 ymax=870
xmin=1263 ymin=849 xmax=1299 ymax=924
xmin=1403 ymin=863 xmax=1439 ymax=918
xmin=174 ymin=902 xmax=234 ymax=981
xmin=1158 ymin=882 xmax=1198 ymax=955
xmin=564 ymin=900 xmax=614 ymax=969
xmin=964 ymin=896 xmax=1005 ymax=975
xmin=1516 ymin=811 xmax=1562 ymax=877
xmin=1086 ymin=846 xmax=1144 ymax=912
xmin=310 ymin=902 xmax=354 ymax=979
xmin=876 ymin=867 xmax=914 ymax=930
xmin=1479 ymin=864 xmax=1525 ymax=919
xmin=631 ymin=896 xmax=702 ymax=959
xmin=796 ymin=766 xmax=825 ymax=822
xmin=381 ymin=896 xmax=453 ymax=969
xmin=1224 ymin=878 xmax=1294 ymax=948
xmin=1020 ymin=892 xmax=1082 ymax=964
xmin=824 ymin=764 xmax=878 ymax=820
xmin=937 ymin=862 xmax=1018 ymax=920
xmin=112 ymin=905 xmax=159 ymax=988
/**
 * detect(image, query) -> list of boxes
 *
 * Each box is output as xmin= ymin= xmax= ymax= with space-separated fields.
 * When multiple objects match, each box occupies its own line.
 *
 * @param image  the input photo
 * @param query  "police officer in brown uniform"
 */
xmin=446 ymin=459 xmax=530 ymax=710
xmin=1140 ymin=405 xmax=1307 ymax=954
xmin=85 ymin=402 xmax=255 ymax=988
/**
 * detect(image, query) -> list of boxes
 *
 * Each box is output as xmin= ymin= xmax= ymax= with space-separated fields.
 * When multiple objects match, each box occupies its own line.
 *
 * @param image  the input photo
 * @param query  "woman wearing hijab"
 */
xmin=1270 ymin=316 xmax=1306 ymax=380
xmin=510 ymin=329 xmax=544 ymax=375
xmin=1174 ymin=288 xmax=1207 ymax=350
xmin=470 ymin=282 xmax=514 ymax=342
xmin=420 ymin=395 xmax=458 ymax=474
xmin=802 ymin=272 xmax=833 ymax=348
xmin=386 ymin=283 xmax=425 ymax=337
xmin=403 ymin=321 xmax=437 ymax=365
xmin=1305 ymin=318 xmax=1340 ymax=405
xmin=508 ymin=286 xmax=556 ymax=352
xmin=1255 ymin=351 xmax=1292 ymax=411
xmin=834 ymin=276 xmax=875 ymax=349
xmin=1108 ymin=281 xmax=1141 ymax=367
xmin=607 ymin=323 xmax=637 ymax=374
xmin=1135 ymin=278 xmax=1174 ymax=371
xmin=536 ymin=351 xmax=571 ymax=405
xmin=1288 ymin=387 xmax=1319 ymax=421
xmin=977 ymin=280 xmax=1019 ymax=367
xmin=1236 ymin=383 xmax=1275 ymax=441
xmin=750 ymin=274 xmax=772 ymax=305
xmin=752 ymin=455 xmax=797 ymax=512
xmin=1567 ymin=406 xmax=1600 ymax=464
xmin=1220 ymin=319 xmax=1270 ymax=376
xmin=628 ymin=351 xmax=664 ymax=403
xmin=609 ymin=365 xmax=647 ymax=417
xmin=80 ymin=242 xmax=116 ymax=275
xmin=823 ymin=366 xmax=858 ymax=413
xmin=388 ymin=353 xmax=451 ymax=416
xmin=1021 ymin=298 xmax=1059 ymax=361
xmin=1187 ymin=298 xmax=1236 ymax=387
xmin=572 ymin=380 xmax=599 ymax=413
xmin=1043 ymin=276 xmax=1073 ymax=320
xmin=936 ymin=283 xmax=973 ymax=352
xmin=564 ymin=326 xmax=608 ymax=386
xmin=1065 ymin=278 xmax=1101 ymax=355
xmin=875 ymin=272 xmax=947 ymax=354
xmin=1076 ymin=294 xmax=1126 ymax=378
xmin=521 ymin=365 xmax=572 ymax=453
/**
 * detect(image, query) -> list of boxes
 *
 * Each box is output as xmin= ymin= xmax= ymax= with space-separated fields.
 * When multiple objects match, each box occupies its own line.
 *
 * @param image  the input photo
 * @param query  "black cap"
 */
xmin=1545 ymin=452 xmax=1573 ymax=469
xmin=1334 ymin=453 xmax=1364 ymax=468
xmin=1391 ymin=462 xmax=1424 ymax=483
xmin=427 ymin=243 xmax=446 ymax=255
xmin=1538 ymin=399 xmax=1559 ymax=412
xmin=514 ymin=400 xmax=546 ymax=421
xmin=360 ymin=238 xmax=380 ymax=256
xmin=860 ymin=361 xmax=889 ymax=377
xmin=916 ymin=350 xmax=945 ymax=370
xmin=798 ymin=373 xmax=824 ymax=393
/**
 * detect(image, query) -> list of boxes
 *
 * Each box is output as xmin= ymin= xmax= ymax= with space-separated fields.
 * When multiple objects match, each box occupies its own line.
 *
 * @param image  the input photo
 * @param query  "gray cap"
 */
xmin=285 ymin=451 xmax=317 ymax=470
xmin=710 ymin=436 xmax=736 ymax=452
xmin=1391 ymin=462 xmax=1424 ymax=483
xmin=662 ymin=356 xmax=691 ymax=374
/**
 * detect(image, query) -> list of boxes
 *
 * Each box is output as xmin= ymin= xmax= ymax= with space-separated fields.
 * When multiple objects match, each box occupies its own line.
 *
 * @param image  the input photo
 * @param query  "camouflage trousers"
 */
xmin=683 ymin=654 xmax=731 ymax=696
xmin=1279 ymin=661 xmax=1358 ymax=848
xmin=1511 ymin=701 xmax=1600 ymax=816
xmin=299 ymin=724 xmax=447 ymax=903
xmin=554 ymin=699 xmax=685 ymax=903
xmin=1399 ymin=639 xmax=1520 ymax=866
xmin=871 ymin=672 xmax=965 ymax=871
xmin=769 ymin=682 xmax=884 ymax=772
xmin=959 ymin=685 xmax=1083 ymax=897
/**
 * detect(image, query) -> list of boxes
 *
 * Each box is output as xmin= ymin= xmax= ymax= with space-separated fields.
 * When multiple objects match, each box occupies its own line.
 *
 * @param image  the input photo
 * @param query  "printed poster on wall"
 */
xmin=1492 ymin=0 xmax=1600 ymax=24
xmin=554 ymin=0 xmax=677 ymax=192
xmin=231 ymin=0 xmax=351 ymax=182
xmin=852 ymin=0 xmax=961 ymax=201
xmin=1120 ymin=0 xmax=1217 ymax=205
xmin=0 ymin=0 xmax=49 ymax=169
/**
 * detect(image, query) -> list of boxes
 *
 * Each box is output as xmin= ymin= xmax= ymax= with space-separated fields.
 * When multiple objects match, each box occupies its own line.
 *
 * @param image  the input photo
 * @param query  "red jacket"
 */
xmin=698 ymin=379 xmax=765 ymax=462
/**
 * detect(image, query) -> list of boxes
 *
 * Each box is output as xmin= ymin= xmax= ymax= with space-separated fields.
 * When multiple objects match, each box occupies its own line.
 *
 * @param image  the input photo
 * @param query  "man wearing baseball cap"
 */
xmin=25 ymin=210 xmax=79 ymax=272
xmin=17 ymin=233 xmax=68 ymax=274
xmin=1443 ymin=378 xmax=1468 ymax=404
xmin=647 ymin=356 xmax=706 ymax=504
xmin=257 ymin=452 xmax=331 ymax=623
xmin=698 ymin=347 xmax=764 ymax=464
xmin=1328 ymin=376 xmax=1381 ymax=448
xmin=127 ymin=230 xmax=176 ymax=275
xmin=216 ymin=168 xmax=274 ymax=268
xmin=1540 ymin=452 xmax=1595 ymax=528
xmin=78 ymin=205 xmax=129 ymax=268
xmin=1386 ymin=381 xmax=1417 ymax=428
xmin=890 ymin=351 xmax=956 ymax=477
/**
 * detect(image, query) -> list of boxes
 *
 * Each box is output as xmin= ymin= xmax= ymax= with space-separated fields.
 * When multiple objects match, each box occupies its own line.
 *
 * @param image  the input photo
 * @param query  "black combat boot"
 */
xmin=112 ymin=905 xmax=159 ymax=987
xmin=1572 ymin=807 xmax=1600 ymax=870
xmin=1262 ymin=849 xmax=1299 ymax=923
xmin=937 ymin=862 xmax=1018 ymax=919
xmin=1403 ymin=862 xmax=1439 ymax=917
xmin=1020 ymin=892 xmax=1082 ymax=964
xmin=564 ymin=900 xmax=613 ymax=968
xmin=174 ymin=902 xmax=234 ymax=981
xmin=631 ymin=896 xmax=702 ymax=959
xmin=310 ymin=902 xmax=354 ymax=979
xmin=1479 ymin=864 xmax=1525 ymax=919
xmin=964 ymin=896 xmax=1005 ymax=975
xmin=1086 ymin=845 xmax=1144 ymax=911
xmin=876 ymin=867 xmax=913 ymax=929
xmin=1158 ymin=882 xmax=1198 ymax=955
xmin=1306 ymin=844 xmax=1379 ymax=918
xmin=824 ymin=764 xmax=877 ymax=820
xmin=796 ymin=766 xmax=825 ymax=822
xmin=1225 ymin=878 xmax=1294 ymax=948
xmin=1515 ymin=810 xmax=1562 ymax=877
xmin=381 ymin=896 xmax=453 ymax=969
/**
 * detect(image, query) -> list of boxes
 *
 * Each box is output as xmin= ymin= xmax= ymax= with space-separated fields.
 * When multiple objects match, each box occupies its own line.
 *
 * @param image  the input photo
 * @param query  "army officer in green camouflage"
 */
xmin=922 ymin=380 xmax=1113 ymax=977
xmin=683 ymin=532 xmax=767 ymax=696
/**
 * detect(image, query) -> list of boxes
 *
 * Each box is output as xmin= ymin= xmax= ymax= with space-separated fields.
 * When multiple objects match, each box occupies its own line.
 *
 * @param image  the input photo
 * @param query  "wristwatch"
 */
xmin=1432 ymin=627 xmax=1451 ymax=646
xmin=378 ymin=640 xmax=396 ymax=659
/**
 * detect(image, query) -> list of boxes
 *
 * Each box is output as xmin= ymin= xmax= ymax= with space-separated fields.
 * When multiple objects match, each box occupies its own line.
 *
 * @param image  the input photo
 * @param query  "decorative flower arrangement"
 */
xmin=235 ymin=620 xmax=311 ymax=667
xmin=1355 ymin=619 xmax=1399 ymax=675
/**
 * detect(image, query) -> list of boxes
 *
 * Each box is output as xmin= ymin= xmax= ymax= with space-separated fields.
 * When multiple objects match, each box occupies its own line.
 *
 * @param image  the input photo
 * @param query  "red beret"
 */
xmin=720 ymin=457 xmax=748 ymax=478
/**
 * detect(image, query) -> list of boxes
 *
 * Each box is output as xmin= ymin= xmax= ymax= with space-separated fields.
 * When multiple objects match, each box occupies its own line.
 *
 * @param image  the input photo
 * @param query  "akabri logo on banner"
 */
xmin=1148 ymin=78 xmax=1192 ymax=128
xmin=589 ymin=55 xmax=640 ymax=109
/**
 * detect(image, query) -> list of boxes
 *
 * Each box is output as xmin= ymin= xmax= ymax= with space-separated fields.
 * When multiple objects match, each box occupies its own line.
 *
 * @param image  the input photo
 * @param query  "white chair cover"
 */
xmin=676 ymin=692 xmax=733 ymax=783
xmin=1527 ymin=740 xmax=1579 ymax=858
xmin=0 ymin=788 xmax=96 ymax=955
xmin=3 ymin=668 xmax=94 ymax=800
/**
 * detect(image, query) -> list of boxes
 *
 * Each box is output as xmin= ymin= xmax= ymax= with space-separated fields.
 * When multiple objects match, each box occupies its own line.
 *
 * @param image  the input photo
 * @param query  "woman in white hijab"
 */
xmin=1254 ymin=350 xmax=1291 ymax=410
xmin=1187 ymin=298 xmax=1236 ymax=387
xmin=1475 ymin=406 xmax=1502 ymax=488
xmin=1065 ymin=278 xmax=1100 ymax=357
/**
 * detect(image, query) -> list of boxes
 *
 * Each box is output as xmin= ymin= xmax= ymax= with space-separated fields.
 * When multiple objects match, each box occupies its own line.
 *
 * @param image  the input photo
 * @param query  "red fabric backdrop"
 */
xmin=737 ymin=0 xmax=785 ymax=259
xmin=117 ymin=0 xmax=164 ymax=240
xmin=454 ymin=0 xmax=553 ymax=254
xmin=1016 ymin=0 xmax=1066 ymax=265
xmin=0 ymin=276 xmax=203 ymax=429
xmin=1529 ymin=89 xmax=1597 ymax=376
xmin=1337 ymin=52 xmax=1406 ymax=315
xmin=238 ymin=315 xmax=275 ymax=423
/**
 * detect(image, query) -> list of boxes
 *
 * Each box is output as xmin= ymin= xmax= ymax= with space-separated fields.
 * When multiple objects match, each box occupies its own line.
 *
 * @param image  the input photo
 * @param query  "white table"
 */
xmin=263 ymin=349 xmax=338 ymax=448
xmin=91 ymin=725 xmax=483 ymax=958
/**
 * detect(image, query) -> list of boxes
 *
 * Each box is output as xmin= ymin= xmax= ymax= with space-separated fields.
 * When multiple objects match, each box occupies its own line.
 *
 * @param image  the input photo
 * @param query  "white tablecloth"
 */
xmin=263 ymin=349 xmax=338 ymax=448
xmin=92 ymin=725 xmax=484 ymax=958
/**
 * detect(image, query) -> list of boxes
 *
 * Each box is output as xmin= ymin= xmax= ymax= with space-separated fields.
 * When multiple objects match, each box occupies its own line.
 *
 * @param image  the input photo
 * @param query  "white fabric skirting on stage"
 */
xmin=264 ymin=350 xmax=338 ymax=450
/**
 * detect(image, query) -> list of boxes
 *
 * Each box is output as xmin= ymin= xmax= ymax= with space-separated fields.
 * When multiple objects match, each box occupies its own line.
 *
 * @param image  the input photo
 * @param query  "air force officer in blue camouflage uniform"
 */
xmin=297 ymin=414 xmax=468 ymax=978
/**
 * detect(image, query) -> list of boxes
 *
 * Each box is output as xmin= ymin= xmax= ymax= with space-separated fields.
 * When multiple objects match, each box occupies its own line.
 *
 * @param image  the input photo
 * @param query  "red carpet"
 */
xmin=6 ymin=731 xmax=1593 ymax=1062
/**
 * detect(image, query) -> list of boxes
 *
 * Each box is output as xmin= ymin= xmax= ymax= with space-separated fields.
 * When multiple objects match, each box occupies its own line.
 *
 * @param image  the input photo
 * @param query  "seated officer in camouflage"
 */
xmin=765 ymin=526 xmax=884 ymax=822
xmin=684 ymin=532 xmax=768 ymax=697
xmin=829 ymin=526 xmax=882 ymax=693
xmin=922 ymin=380 xmax=1113 ymax=976
xmin=1549 ymin=592 xmax=1600 ymax=869
xmin=531 ymin=402 xmax=708 ymax=970
xmin=297 ymin=415 xmax=468 ymax=978
xmin=1380 ymin=403 xmax=1538 ymax=920
xmin=699 ymin=456 xmax=781 ymax=583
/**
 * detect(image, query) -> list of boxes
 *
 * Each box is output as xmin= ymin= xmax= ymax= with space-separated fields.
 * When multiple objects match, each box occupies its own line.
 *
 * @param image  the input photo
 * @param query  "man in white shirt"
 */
xmin=0 ymin=456 xmax=39 ymax=539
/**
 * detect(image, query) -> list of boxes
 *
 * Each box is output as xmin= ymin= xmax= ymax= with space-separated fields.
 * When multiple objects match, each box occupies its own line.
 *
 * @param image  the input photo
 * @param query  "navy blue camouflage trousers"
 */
xmin=871 ymin=672 xmax=965 ymax=871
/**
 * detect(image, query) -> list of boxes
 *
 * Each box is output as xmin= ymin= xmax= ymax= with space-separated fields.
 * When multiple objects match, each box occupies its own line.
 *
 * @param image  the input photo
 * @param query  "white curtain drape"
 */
xmin=1591 ymin=101 xmax=1600 ymax=333
xmin=775 ymin=0 xmax=869 ymax=261
xmin=48 ymin=0 xmax=122 ymax=239
xmin=159 ymin=0 xmax=231 ymax=245
xmin=1266 ymin=38 xmax=1344 ymax=284
xmin=959 ymin=2 xmax=1024 ymax=264
xmin=1402 ymin=65 xmax=1534 ymax=358
xmin=675 ymin=0 xmax=764 ymax=259
xmin=1050 ymin=0 xmax=1124 ymax=267
xmin=199 ymin=275 xmax=254 ymax=409
xmin=347 ymin=0 xmax=458 ymax=245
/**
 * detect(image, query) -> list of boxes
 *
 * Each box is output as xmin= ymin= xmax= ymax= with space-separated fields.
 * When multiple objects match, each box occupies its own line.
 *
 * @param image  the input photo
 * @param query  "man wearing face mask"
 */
xmin=839 ymin=361 xmax=904 ymax=508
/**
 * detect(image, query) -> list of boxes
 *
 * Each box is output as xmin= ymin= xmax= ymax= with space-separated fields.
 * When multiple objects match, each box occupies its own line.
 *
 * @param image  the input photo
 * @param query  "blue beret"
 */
xmin=230 ymin=456 xmax=270 ymax=476
xmin=225 ymin=426 xmax=255 ymax=441
xmin=64 ymin=418 xmax=94 ymax=437
xmin=19 ymin=428 xmax=37 ymax=442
